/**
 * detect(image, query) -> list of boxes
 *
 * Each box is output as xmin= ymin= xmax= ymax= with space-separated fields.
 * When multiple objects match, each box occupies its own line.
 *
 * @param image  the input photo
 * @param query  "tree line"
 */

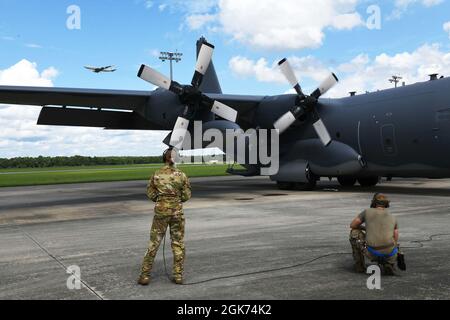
xmin=0 ymin=156 xmax=163 ymax=169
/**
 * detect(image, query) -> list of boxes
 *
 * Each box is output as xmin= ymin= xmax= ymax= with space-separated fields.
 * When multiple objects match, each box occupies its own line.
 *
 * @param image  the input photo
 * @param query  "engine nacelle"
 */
xmin=271 ymin=139 xmax=364 ymax=182
xmin=138 ymin=89 xmax=184 ymax=128
xmin=138 ymin=88 xmax=216 ymax=129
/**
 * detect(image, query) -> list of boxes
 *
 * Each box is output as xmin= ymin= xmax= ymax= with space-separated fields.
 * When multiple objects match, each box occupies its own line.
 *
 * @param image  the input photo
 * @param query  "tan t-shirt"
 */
xmin=358 ymin=208 xmax=398 ymax=253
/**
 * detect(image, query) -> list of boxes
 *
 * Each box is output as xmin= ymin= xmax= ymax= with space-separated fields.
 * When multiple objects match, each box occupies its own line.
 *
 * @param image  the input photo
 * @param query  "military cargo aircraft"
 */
xmin=84 ymin=65 xmax=117 ymax=73
xmin=1 ymin=37 xmax=450 ymax=190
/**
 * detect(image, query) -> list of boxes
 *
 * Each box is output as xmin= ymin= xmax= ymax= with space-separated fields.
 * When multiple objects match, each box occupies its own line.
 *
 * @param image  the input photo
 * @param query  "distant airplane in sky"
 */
xmin=84 ymin=65 xmax=117 ymax=73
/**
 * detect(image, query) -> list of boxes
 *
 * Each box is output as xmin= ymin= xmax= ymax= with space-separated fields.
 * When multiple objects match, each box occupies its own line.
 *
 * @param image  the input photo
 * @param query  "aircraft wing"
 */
xmin=0 ymin=86 xmax=150 ymax=109
xmin=0 ymin=85 xmax=161 ymax=130
xmin=0 ymin=86 xmax=265 ymax=130
xmin=84 ymin=66 xmax=97 ymax=71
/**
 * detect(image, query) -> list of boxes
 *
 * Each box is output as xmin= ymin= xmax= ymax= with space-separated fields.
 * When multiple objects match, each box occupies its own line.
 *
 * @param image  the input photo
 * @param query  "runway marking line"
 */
xmin=12 ymin=224 xmax=106 ymax=300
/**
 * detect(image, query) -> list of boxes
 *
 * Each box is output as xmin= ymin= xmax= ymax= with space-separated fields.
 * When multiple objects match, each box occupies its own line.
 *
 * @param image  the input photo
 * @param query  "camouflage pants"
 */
xmin=349 ymin=229 xmax=367 ymax=272
xmin=141 ymin=214 xmax=185 ymax=279
xmin=349 ymin=229 xmax=397 ymax=272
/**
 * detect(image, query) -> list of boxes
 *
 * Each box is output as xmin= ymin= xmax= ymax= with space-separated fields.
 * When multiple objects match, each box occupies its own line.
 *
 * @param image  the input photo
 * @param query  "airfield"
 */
xmin=0 ymin=176 xmax=449 ymax=300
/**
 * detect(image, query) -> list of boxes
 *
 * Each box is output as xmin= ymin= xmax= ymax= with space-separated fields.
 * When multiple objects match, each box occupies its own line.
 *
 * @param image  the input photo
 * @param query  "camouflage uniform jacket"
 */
xmin=147 ymin=165 xmax=191 ymax=216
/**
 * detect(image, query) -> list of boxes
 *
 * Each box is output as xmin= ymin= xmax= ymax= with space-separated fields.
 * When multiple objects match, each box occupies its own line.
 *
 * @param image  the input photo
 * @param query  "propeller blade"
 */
xmin=138 ymin=64 xmax=171 ymax=90
xmin=313 ymin=118 xmax=332 ymax=146
xmin=211 ymin=101 xmax=238 ymax=122
xmin=169 ymin=117 xmax=190 ymax=149
xmin=274 ymin=111 xmax=297 ymax=133
xmin=311 ymin=73 xmax=339 ymax=99
xmin=191 ymin=42 xmax=215 ymax=88
xmin=278 ymin=58 xmax=304 ymax=97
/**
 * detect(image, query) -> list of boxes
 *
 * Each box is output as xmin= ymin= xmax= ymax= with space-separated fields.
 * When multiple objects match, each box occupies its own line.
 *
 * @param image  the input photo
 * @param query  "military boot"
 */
xmin=138 ymin=274 xmax=151 ymax=286
xmin=354 ymin=261 xmax=366 ymax=273
xmin=382 ymin=264 xmax=395 ymax=276
xmin=173 ymin=275 xmax=183 ymax=285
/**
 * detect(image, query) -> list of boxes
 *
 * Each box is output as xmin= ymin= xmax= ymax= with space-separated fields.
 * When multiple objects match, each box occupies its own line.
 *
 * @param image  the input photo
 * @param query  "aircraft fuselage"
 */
xmin=257 ymin=77 xmax=450 ymax=179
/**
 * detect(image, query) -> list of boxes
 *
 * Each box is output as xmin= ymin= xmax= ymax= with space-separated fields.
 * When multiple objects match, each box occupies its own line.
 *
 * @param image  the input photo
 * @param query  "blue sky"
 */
xmin=0 ymin=0 xmax=449 ymax=157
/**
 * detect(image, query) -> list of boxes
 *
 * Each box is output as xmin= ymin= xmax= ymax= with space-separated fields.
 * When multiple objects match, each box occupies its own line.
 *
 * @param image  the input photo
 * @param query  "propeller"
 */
xmin=138 ymin=41 xmax=238 ymax=149
xmin=274 ymin=58 xmax=338 ymax=147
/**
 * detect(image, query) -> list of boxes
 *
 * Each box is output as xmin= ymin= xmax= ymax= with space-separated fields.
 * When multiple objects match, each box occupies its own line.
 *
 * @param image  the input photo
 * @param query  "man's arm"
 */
xmin=180 ymin=173 xmax=192 ymax=202
xmin=394 ymin=224 xmax=399 ymax=243
xmin=146 ymin=175 xmax=158 ymax=202
xmin=350 ymin=211 xmax=366 ymax=230
xmin=350 ymin=217 xmax=363 ymax=230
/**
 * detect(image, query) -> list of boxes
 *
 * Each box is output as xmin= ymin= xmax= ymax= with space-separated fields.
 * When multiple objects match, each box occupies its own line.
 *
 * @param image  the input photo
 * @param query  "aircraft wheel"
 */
xmin=357 ymin=176 xmax=380 ymax=187
xmin=337 ymin=176 xmax=357 ymax=187
xmin=277 ymin=181 xmax=295 ymax=190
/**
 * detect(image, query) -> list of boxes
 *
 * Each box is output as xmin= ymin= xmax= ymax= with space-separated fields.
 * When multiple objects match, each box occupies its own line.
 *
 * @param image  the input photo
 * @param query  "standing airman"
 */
xmin=138 ymin=148 xmax=191 ymax=285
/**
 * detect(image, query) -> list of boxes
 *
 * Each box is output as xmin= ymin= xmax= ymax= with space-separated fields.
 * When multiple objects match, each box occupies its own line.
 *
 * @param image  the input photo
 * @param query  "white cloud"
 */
xmin=395 ymin=0 xmax=443 ymax=8
xmin=135 ymin=0 xmax=155 ymax=10
xmin=41 ymin=67 xmax=59 ymax=80
xmin=0 ymin=60 xmax=168 ymax=158
xmin=165 ymin=0 xmax=218 ymax=14
xmin=329 ymin=43 xmax=450 ymax=98
xmin=25 ymin=43 xmax=42 ymax=49
xmin=444 ymin=21 xmax=450 ymax=39
xmin=186 ymin=13 xmax=217 ymax=30
xmin=186 ymin=0 xmax=363 ymax=50
xmin=229 ymin=56 xmax=285 ymax=83
xmin=228 ymin=43 xmax=450 ymax=98
xmin=178 ymin=0 xmax=217 ymax=14
xmin=422 ymin=0 xmax=444 ymax=5
xmin=0 ymin=59 xmax=56 ymax=86
xmin=331 ymin=12 xmax=364 ymax=30
xmin=390 ymin=0 xmax=443 ymax=19
xmin=229 ymin=55 xmax=331 ymax=85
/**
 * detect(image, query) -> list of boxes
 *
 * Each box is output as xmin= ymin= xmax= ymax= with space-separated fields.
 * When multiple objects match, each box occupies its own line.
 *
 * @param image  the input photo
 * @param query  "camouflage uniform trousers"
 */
xmin=349 ymin=229 xmax=397 ymax=273
xmin=141 ymin=214 xmax=185 ymax=279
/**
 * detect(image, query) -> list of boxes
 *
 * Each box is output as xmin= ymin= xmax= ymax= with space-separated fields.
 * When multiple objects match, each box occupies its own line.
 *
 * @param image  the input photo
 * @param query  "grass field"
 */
xmin=0 ymin=164 xmax=231 ymax=187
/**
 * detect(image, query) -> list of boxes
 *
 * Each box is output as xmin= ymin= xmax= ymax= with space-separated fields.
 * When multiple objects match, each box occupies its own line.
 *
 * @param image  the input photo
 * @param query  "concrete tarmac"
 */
xmin=0 ymin=176 xmax=449 ymax=300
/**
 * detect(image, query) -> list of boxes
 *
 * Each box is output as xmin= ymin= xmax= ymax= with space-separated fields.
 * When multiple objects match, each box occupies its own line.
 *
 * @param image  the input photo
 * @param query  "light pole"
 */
xmin=159 ymin=51 xmax=183 ymax=81
xmin=389 ymin=75 xmax=402 ymax=88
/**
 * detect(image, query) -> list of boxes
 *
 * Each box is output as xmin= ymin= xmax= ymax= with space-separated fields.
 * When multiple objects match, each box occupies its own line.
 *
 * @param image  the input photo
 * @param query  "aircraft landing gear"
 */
xmin=337 ymin=176 xmax=357 ymax=187
xmin=357 ymin=176 xmax=380 ymax=187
